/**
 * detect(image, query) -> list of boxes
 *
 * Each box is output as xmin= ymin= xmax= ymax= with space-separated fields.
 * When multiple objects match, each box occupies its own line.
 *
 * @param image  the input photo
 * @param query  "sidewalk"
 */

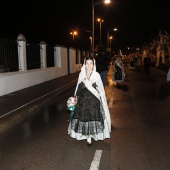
xmin=0 ymin=72 xmax=79 ymax=135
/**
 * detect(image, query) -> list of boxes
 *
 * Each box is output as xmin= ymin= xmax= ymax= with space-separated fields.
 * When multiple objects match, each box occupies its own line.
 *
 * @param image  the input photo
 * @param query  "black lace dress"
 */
xmin=114 ymin=64 xmax=122 ymax=81
xmin=70 ymin=81 xmax=105 ymax=136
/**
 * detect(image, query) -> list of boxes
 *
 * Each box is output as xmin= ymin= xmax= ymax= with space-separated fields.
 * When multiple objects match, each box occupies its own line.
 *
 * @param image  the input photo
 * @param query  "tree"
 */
xmin=149 ymin=30 xmax=170 ymax=66
xmin=156 ymin=30 xmax=170 ymax=66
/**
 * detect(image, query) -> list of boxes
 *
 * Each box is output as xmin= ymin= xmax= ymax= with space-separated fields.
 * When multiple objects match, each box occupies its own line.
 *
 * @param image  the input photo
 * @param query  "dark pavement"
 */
xmin=0 ymin=72 xmax=79 ymax=137
xmin=0 ymin=61 xmax=170 ymax=170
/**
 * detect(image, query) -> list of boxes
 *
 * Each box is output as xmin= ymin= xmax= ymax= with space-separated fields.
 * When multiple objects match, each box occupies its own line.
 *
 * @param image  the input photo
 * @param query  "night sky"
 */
xmin=1 ymin=0 xmax=170 ymax=53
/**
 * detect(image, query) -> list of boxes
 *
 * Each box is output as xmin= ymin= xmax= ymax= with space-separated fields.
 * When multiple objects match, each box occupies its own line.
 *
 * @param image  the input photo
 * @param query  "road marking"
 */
xmin=89 ymin=150 xmax=102 ymax=170
xmin=0 ymin=80 xmax=77 ymax=119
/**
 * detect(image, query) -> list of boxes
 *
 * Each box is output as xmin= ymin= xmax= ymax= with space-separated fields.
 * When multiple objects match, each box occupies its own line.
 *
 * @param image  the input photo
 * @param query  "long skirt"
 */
xmin=113 ymin=65 xmax=124 ymax=82
xmin=68 ymin=86 xmax=110 ymax=141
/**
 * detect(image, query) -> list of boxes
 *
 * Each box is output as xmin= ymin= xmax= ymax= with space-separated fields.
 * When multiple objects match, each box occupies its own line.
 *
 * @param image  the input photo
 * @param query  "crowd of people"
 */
xmin=67 ymin=45 xmax=125 ymax=146
xmin=67 ymin=45 xmax=155 ymax=147
xmin=67 ymin=47 xmax=169 ymax=146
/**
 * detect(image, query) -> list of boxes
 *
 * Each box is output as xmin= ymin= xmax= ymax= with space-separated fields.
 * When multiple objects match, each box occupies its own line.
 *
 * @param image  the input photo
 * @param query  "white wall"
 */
xmin=69 ymin=48 xmax=77 ymax=73
xmin=0 ymin=66 xmax=68 ymax=96
xmin=0 ymin=43 xmax=84 ymax=96
xmin=0 ymin=46 xmax=69 ymax=96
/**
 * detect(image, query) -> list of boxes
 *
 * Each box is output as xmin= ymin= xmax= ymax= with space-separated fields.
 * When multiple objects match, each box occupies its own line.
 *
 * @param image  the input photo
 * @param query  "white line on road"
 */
xmin=89 ymin=150 xmax=103 ymax=170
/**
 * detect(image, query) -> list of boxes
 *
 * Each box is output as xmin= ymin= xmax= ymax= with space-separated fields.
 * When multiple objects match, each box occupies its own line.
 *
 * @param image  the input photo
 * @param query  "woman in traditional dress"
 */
xmin=68 ymin=56 xmax=111 ymax=146
xmin=112 ymin=56 xmax=125 ymax=86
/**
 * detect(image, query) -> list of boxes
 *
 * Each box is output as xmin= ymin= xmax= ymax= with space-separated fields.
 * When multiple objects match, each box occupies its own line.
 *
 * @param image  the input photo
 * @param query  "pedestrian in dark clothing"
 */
xmin=112 ymin=55 xmax=125 ymax=86
xmin=95 ymin=46 xmax=108 ymax=87
xmin=144 ymin=55 xmax=151 ymax=75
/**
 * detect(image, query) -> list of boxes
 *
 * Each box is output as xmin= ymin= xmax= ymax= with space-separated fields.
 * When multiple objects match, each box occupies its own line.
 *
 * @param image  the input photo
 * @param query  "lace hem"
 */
xmin=70 ymin=119 xmax=104 ymax=135
xmin=68 ymin=118 xmax=110 ymax=141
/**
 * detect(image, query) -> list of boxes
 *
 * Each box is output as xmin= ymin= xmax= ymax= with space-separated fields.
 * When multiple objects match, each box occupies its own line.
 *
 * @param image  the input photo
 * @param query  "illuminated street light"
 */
xmin=89 ymin=36 xmax=92 ymax=49
xmin=97 ymin=18 xmax=104 ymax=45
xmin=107 ymin=27 xmax=117 ymax=52
xmin=105 ymin=0 xmax=111 ymax=3
xmin=70 ymin=31 xmax=78 ymax=41
xmin=109 ymin=36 xmax=113 ymax=57
xmin=92 ymin=0 xmax=111 ymax=57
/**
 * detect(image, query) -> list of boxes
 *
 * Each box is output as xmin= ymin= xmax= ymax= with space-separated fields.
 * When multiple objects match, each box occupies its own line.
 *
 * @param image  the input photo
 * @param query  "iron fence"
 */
xmin=0 ymin=37 xmax=18 ymax=73
xmin=26 ymin=42 xmax=40 ymax=70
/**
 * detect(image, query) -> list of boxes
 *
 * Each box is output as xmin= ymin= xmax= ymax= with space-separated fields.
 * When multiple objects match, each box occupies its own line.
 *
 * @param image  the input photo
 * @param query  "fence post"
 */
xmin=76 ymin=49 xmax=81 ymax=64
xmin=17 ymin=34 xmax=27 ymax=71
xmin=54 ymin=45 xmax=58 ymax=67
xmin=54 ymin=45 xmax=63 ymax=67
xmin=39 ymin=41 xmax=47 ymax=68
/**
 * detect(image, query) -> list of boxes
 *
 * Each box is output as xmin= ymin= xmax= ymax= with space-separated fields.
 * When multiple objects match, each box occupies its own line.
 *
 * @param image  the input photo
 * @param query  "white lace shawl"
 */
xmin=114 ymin=59 xmax=125 ymax=74
xmin=74 ymin=59 xmax=111 ymax=132
xmin=114 ymin=59 xmax=123 ymax=68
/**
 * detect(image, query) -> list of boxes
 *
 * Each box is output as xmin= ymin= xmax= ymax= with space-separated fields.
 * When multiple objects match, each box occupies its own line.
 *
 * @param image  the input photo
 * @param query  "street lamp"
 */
xmin=97 ymin=18 xmax=104 ymax=45
xmin=89 ymin=36 xmax=92 ymax=49
xmin=70 ymin=31 xmax=78 ymax=41
xmin=92 ymin=0 xmax=111 ymax=57
xmin=109 ymin=36 xmax=113 ymax=57
xmin=107 ymin=28 xmax=117 ymax=52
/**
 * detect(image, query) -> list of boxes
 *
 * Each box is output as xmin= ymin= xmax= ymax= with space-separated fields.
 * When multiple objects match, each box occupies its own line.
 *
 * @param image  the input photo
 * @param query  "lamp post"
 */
xmin=107 ymin=28 xmax=117 ymax=52
xmin=109 ymin=36 xmax=113 ymax=57
xmin=92 ymin=0 xmax=94 ymax=57
xmin=90 ymin=36 xmax=92 ymax=49
xmin=91 ymin=0 xmax=111 ymax=58
xmin=70 ymin=31 xmax=78 ymax=41
xmin=97 ymin=18 xmax=104 ymax=45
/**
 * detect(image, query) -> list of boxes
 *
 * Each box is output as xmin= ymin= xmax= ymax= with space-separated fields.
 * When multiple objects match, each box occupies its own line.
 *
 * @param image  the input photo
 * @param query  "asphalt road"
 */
xmin=0 ymin=62 xmax=170 ymax=170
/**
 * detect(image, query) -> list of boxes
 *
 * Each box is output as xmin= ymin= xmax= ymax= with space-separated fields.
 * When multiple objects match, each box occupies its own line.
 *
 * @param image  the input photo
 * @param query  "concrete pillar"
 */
xmin=54 ymin=46 xmax=61 ymax=67
xmin=76 ymin=49 xmax=81 ymax=64
xmin=68 ymin=48 xmax=76 ymax=73
xmin=17 ymin=34 xmax=27 ymax=71
xmin=76 ymin=49 xmax=82 ymax=71
xmin=40 ymin=41 xmax=47 ymax=68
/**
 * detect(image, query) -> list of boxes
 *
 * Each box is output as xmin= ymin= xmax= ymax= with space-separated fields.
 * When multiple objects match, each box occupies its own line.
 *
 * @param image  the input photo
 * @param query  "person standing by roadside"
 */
xmin=95 ymin=45 xmax=109 ymax=88
xmin=68 ymin=56 xmax=111 ymax=146
xmin=112 ymin=55 xmax=125 ymax=86
xmin=143 ymin=55 xmax=151 ymax=75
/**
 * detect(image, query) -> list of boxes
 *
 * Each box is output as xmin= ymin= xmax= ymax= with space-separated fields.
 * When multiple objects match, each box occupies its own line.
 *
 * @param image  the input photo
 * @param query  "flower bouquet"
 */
xmin=66 ymin=96 xmax=77 ymax=121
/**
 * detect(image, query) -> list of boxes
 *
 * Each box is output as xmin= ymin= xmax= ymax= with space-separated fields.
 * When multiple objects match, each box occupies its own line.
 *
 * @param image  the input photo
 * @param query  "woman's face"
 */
xmin=85 ymin=59 xmax=94 ymax=71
